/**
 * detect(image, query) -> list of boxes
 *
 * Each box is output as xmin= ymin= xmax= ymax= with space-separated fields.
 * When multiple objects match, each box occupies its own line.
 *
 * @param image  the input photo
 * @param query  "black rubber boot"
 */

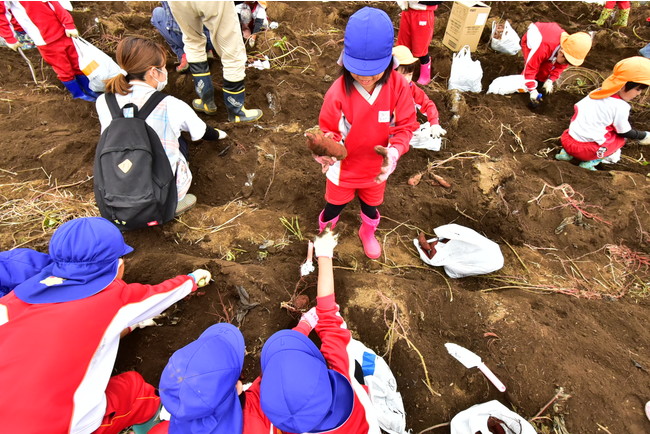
xmin=189 ymin=61 xmax=217 ymax=115
xmin=223 ymin=79 xmax=263 ymax=123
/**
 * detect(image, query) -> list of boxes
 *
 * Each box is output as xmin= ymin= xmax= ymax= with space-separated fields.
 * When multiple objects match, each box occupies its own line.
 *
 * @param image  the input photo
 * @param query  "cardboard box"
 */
xmin=442 ymin=1 xmax=491 ymax=52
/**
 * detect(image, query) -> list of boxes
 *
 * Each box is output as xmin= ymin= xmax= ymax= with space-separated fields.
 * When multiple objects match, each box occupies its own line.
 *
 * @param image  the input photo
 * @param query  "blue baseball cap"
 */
xmin=0 ymin=248 xmax=52 ymax=297
xmin=260 ymin=330 xmax=354 ymax=433
xmin=343 ymin=7 xmax=395 ymax=76
xmin=13 ymin=217 xmax=133 ymax=304
xmin=159 ymin=323 xmax=245 ymax=434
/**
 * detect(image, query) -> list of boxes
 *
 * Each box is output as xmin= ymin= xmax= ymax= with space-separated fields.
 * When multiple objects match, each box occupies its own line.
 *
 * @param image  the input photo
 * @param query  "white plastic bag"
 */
xmin=72 ymin=37 xmax=121 ymax=92
xmin=410 ymin=122 xmax=442 ymax=151
xmin=413 ymin=224 xmax=504 ymax=278
xmin=347 ymin=339 xmax=408 ymax=434
xmin=450 ymin=400 xmax=536 ymax=434
xmin=448 ymin=45 xmax=482 ymax=93
xmin=490 ymin=20 xmax=521 ymax=55
xmin=487 ymin=74 xmax=527 ymax=95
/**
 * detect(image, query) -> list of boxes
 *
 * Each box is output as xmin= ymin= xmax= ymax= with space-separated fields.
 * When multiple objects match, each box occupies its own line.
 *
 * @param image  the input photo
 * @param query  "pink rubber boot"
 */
xmin=318 ymin=210 xmax=339 ymax=233
xmin=417 ymin=61 xmax=431 ymax=85
xmin=358 ymin=211 xmax=381 ymax=259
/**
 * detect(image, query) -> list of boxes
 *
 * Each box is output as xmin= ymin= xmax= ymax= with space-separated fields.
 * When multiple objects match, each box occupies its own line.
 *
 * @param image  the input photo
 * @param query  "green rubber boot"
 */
xmin=555 ymin=149 xmax=574 ymax=161
xmin=579 ymin=159 xmax=602 ymax=171
xmin=593 ymin=7 xmax=612 ymax=26
xmin=613 ymin=8 xmax=629 ymax=27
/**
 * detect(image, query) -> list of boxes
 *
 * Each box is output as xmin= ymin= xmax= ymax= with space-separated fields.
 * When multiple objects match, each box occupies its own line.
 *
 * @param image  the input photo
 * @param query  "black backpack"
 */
xmin=94 ymin=91 xmax=177 ymax=231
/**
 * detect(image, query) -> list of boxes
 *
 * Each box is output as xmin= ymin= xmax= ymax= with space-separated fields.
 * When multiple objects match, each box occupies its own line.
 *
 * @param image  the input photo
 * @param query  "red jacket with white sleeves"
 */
xmin=0 ymin=1 xmax=75 ymax=46
xmin=521 ymin=22 xmax=570 ymax=91
xmin=0 ymin=275 xmax=196 ymax=434
xmin=319 ymin=72 xmax=417 ymax=188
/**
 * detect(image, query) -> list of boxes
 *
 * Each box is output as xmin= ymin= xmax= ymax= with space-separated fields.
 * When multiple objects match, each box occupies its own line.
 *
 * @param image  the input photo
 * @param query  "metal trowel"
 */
xmin=445 ymin=342 xmax=506 ymax=392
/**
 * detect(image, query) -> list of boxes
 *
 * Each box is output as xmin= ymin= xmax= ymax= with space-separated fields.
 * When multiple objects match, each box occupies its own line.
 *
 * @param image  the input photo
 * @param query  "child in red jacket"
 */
xmin=393 ymin=45 xmax=446 ymax=150
xmin=0 ymin=1 xmax=98 ymax=101
xmin=315 ymin=7 xmax=417 ymax=259
xmin=396 ymin=1 xmax=442 ymax=85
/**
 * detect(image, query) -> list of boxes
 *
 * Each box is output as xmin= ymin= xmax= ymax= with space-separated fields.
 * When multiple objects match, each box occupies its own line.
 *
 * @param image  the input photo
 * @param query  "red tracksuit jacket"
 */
xmin=521 ymin=22 xmax=570 ymax=91
xmin=0 ymin=1 xmax=74 ymax=46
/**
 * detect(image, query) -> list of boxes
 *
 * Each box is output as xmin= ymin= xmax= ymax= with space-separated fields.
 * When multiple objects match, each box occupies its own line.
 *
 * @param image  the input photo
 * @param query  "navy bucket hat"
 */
xmin=343 ymin=7 xmax=395 ymax=76
xmin=260 ymin=330 xmax=354 ymax=433
xmin=13 ymin=217 xmax=133 ymax=304
xmin=159 ymin=323 xmax=246 ymax=434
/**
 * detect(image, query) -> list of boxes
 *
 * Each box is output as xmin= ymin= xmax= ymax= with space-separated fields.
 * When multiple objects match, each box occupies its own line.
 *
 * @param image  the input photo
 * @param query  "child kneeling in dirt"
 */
xmin=96 ymin=36 xmax=227 ymax=216
xmin=393 ymin=45 xmax=446 ymax=150
xmin=0 ymin=217 xmax=212 ymax=434
xmin=556 ymin=56 xmax=650 ymax=171
xmin=315 ymin=7 xmax=418 ymax=259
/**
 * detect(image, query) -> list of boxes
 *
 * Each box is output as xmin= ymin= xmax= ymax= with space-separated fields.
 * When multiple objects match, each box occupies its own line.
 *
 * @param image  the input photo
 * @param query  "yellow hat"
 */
xmin=392 ymin=45 xmax=418 ymax=67
xmin=590 ymin=56 xmax=650 ymax=99
xmin=560 ymin=32 xmax=592 ymax=66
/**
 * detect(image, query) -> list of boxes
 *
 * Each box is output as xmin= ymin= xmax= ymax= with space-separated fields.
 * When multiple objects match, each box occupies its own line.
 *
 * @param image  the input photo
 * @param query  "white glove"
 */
xmin=529 ymin=89 xmax=542 ymax=103
xmin=299 ymin=307 xmax=319 ymax=330
xmin=313 ymin=228 xmax=338 ymax=258
xmin=188 ymin=269 xmax=212 ymax=287
xmin=374 ymin=145 xmax=400 ymax=183
xmin=65 ymin=28 xmax=79 ymax=38
xmin=429 ymin=124 xmax=447 ymax=138
xmin=542 ymin=79 xmax=554 ymax=94
xmin=6 ymin=41 xmax=22 ymax=51
xmin=640 ymin=132 xmax=650 ymax=145
xmin=129 ymin=318 xmax=157 ymax=332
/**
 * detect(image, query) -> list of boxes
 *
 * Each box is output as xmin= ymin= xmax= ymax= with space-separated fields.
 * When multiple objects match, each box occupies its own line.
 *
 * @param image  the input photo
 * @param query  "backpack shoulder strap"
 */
xmin=137 ymin=91 xmax=169 ymax=120
xmin=105 ymin=93 xmax=123 ymax=119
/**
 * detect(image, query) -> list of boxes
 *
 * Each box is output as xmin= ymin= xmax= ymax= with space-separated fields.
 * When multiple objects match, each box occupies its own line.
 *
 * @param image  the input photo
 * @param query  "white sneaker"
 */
xmin=175 ymin=194 xmax=197 ymax=217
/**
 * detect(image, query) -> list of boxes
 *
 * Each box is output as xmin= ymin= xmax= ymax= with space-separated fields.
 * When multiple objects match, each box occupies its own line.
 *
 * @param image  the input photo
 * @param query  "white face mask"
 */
xmin=153 ymin=67 xmax=168 ymax=91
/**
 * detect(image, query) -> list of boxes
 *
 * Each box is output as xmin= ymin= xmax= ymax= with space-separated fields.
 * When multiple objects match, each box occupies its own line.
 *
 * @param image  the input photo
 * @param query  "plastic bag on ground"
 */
xmin=72 ymin=37 xmax=121 ymax=92
xmin=487 ymin=74 xmax=527 ymax=95
xmin=490 ymin=20 xmax=521 ymax=55
xmin=448 ymin=45 xmax=483 ymax=93
xmin=410 ymin=122 xmax=442 ymax=151
xmin=413 ymin=224 xmax=504 ymax=278
xmin=450 ymin=400 xmax=536 ymax=434
xmin=347 ymin=338 xmax=409 ymax=434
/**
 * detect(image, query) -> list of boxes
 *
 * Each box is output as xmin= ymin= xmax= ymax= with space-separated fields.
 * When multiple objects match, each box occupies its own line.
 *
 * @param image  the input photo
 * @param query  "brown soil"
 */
xmin=2 ymin=2 xmax=650 ymax=433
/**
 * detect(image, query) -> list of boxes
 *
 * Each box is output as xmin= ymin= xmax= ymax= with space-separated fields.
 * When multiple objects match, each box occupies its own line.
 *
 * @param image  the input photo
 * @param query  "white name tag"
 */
xmin=419 ymin=20 xmax=427 ymax=26
xmin=378 ymin=111 xmax=390 ymax=123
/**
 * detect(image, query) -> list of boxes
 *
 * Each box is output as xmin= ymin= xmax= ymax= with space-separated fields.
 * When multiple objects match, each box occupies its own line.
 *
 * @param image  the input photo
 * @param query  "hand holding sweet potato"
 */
xmin=305 ymin=130 xmax=347 ymax=160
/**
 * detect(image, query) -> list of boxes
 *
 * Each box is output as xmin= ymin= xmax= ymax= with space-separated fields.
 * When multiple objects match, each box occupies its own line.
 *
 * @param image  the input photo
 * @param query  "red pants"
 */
xmin=561 ymin=129 xmax=625 ymax=162
xmin=325 ymin=179 xmax=386 ymax=206
xmin=397 ymin=8 xmax=436 ymax=58
xmin=604 ymin=1 xmax=630 ymax=9
xmin=36 ymin=35 xmax=83 ymax=81
xmin=93 ymin=371 xmax=160 ymax=434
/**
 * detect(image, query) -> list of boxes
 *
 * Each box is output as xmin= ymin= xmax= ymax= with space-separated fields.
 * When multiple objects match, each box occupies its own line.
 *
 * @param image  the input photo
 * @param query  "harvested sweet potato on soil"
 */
xmin=418 ymin=232 xmax=437 ymax=259
xmin=408 ymin=172 xmax=423 ymax=186
xmin=305 ymin=131 xmax=347 ymax=160
xmin=432 ymin=174 xmax=451 ymax=188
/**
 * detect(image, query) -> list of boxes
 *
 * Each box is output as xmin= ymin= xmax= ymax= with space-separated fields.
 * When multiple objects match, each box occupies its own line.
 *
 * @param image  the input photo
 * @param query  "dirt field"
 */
xmin=1 ymin=1 xmax=650 ymax=433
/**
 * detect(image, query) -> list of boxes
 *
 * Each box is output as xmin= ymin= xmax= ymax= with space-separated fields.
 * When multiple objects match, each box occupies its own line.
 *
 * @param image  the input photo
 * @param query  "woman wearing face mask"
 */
xmin=96 ymin=36 xmax=226 ymax=216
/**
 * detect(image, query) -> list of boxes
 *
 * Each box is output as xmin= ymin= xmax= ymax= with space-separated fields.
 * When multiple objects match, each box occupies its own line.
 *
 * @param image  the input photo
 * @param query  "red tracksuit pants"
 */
xmin=36 ymin=35 xmax=83 ymax=82
xmin=397 ymin=8 xmax=436 ymax=58
xmin=93 ymin=371 xmax=160 ymax=434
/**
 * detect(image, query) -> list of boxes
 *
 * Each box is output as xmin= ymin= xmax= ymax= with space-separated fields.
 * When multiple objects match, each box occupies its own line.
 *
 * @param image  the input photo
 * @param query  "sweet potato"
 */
xmin=418 ymin=232 xmax=438 ymax=259
xmin=432 ymin=174 xmax=451 ymax=188
xmin=305 ymin=131 xmax=347 ymax=160
xmin=408 ymin=172 xmax=423 ymax=186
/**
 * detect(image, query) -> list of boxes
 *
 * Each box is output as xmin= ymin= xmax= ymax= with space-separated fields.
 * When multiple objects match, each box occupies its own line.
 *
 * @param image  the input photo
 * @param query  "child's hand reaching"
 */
xmin=374 ymin=145 xmax=399 ymax=183
xmin=313 ymin=228 xmax=339 ymax=258
xmin=313 ymin=155 xmax=338 ymax=173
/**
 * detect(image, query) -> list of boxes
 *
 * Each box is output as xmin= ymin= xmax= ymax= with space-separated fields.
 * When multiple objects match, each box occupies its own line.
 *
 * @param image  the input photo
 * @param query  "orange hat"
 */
xmin=560 ymin=32 xmax=592 ymax=66
xmin=392 ymin=45 xmax=418 ymax=67
xmin=590 ymin=56 xmax=650 ymax=99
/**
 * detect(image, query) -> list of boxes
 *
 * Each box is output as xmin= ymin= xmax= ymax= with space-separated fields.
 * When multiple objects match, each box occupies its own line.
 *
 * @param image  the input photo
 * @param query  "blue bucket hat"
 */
xmin=260 ymin=330 xmax=354 ymax=433
xmin=159 ymin=323 xmax=245 ymax=434
xmin=343 ymin=7 xmax=395 ymax=76
xmin=13 ymin=217 xmax=133 ymax=304
xmin=0 ymin=248 xmax=52 ymax=297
